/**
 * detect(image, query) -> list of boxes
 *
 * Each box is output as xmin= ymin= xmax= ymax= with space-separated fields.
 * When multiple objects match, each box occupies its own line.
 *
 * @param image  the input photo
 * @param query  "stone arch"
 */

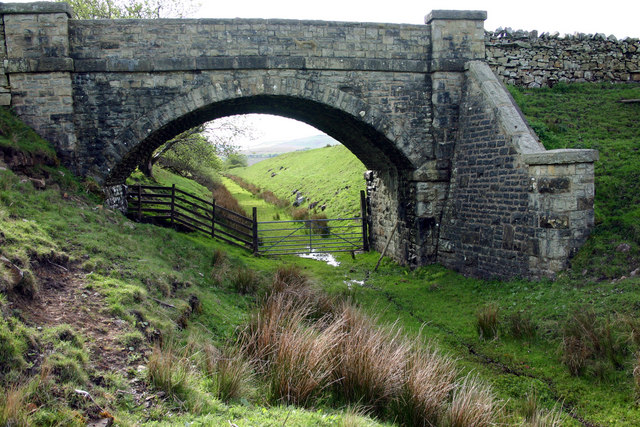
xmin=104 ymin=75 xmax=415 ymax=184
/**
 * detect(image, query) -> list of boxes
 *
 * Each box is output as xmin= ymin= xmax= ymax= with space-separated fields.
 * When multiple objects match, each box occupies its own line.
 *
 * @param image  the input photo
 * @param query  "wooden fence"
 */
xmin=127 ymin=184 xmax=369 ymax=255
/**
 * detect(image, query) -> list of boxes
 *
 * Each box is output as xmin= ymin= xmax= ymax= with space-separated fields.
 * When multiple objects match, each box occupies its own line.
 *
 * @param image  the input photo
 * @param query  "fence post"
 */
xmin=211 ymin=199 xmax=216 ymax=238
xmin=170 ymin=184 xmax=176 ymax=228
xmin=137 ymin=185 xmax=142 ymax=222
xmin=252 ymin=207 xmax=258 ymax=254
xmin=360 ymin=190 xmax=369 ymax=251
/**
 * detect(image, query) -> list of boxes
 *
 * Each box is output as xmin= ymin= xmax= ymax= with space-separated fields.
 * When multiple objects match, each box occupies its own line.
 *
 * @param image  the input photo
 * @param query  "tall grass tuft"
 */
xmin=561 ymin=308 xmax=626 ymax=377
xmin=231 ymin=267 xmax=261 ymax=295
xmin=270 ymin=264 xmax=335 ymax=319
xmin=267 ymin=316 xmax=342 ymax=406
xmin=332 ymin=303 xmax=409 ymax=413
xmin=292 ymin=207 xmax=309 ymax=220
xmin=508 ymin=311 xmax=537 ymax=340
xmin=0 ymin=384 xmax=28 ymax=426
xmin=445 ymin=374 xmax=498 ymax=427
xmin=147 ymin=342 xmax=192 ymax=401
xmin=240 ymin=292 xmax=312 ymax=369
xmin=210 ymin=248 xmax=229 ymax=286
xmin=393 ymin=345 xmax=458 ymax=426
xmin=203 ymin=344 xmax=254 ymax=402
xmin=476 ymin=303 xmax=499 ymax=340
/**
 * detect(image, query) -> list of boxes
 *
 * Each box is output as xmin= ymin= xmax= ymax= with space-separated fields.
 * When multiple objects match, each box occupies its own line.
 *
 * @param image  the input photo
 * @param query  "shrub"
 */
xmin=292 ymin=207 xmax=309 ymax=221
xmin=445 ymin=374 xmax=498 ymax=427
xmin=309 ymin=213 xmax=330 ymax=236
xmin=260 ymin=190 xmax=289 ymax=208
xmin=211 ymin=183 xmax=248 ymax=218
xmin=476 ymin=303 xmax=499 ymax=340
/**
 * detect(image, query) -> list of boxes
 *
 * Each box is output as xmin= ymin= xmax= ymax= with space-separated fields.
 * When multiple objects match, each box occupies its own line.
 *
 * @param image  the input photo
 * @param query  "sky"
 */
xmin=11 ymin=0 xmax=640 ymax=148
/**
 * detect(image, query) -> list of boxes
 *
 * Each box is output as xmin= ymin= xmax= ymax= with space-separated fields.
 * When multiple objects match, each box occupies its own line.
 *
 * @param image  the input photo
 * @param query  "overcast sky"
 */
xmin=12 ymin=0 xmax=640 ymax=147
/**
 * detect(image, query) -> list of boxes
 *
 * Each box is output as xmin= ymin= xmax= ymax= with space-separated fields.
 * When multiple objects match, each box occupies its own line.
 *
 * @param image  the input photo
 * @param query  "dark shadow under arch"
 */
xmin=105 ymin=95 xmax=413 ymax=185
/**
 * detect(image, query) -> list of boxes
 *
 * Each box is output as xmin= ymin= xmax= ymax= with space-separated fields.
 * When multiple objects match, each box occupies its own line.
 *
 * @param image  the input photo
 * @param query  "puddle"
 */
xmin=297 ymin=251 xmax=340 ymax=267
xmin=344 ymin=279 xmax=365 ymax=289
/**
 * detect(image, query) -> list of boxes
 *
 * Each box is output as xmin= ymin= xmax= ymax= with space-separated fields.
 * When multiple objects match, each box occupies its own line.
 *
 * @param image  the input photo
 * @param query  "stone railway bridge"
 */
xmin=0 ymin=2 xmax=598 ymax=279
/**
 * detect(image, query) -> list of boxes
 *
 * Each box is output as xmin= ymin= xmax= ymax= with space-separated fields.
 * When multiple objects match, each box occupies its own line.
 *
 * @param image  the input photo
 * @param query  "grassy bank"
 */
xmin=230 ymin=144 xmax=367 ymax=219
xmin=0 ymin=108 xmax=389 ymax=426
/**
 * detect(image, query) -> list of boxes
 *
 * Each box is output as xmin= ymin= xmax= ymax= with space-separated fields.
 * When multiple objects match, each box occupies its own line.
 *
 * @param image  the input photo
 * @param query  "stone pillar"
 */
xmin=427 ymin=10 xmax=486 ymax=161
xmin=0 ymin=2 xmax=77 ymax=165
xmin=524 ymin=150 xmax=598 ymax=276
xmin=409 ymin=10 xmax=487 ymax=265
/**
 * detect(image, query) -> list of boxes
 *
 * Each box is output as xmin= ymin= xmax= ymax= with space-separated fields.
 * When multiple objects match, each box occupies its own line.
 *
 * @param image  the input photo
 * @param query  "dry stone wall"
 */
xmin=486 ymin=29 xmax=640 ymax=87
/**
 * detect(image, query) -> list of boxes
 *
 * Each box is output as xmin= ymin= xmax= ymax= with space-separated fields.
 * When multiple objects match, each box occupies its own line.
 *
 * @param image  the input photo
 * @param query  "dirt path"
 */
xmin=8 ymin=263 xmax=152 ymax=423
xmin=15 ymin=265 xmax=145 ymax=376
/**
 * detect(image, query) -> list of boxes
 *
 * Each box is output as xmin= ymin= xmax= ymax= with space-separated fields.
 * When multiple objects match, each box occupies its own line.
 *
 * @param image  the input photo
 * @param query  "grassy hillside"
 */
xmin=230 ymin=144 xmax=367 ymax=219
xmin=224 ymin=152 xmax=640 ymax=426
xmin=3 ymin=81 xmax=640 ymax=426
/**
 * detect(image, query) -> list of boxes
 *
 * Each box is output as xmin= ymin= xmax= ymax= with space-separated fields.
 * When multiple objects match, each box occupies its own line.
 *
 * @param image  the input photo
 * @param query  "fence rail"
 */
xmin=127 ymin=184 xmax=369 ymax=256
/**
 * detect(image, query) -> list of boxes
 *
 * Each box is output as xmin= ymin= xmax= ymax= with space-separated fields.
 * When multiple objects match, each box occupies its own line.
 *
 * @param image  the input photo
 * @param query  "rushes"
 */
xmin=236 ymin=267 xmax=500 ymax=423
xmin=445 ymin=374 xmax=497 ymax=427
xmin=332 ymin=304 xmax=409 ymax=412
xmin=395 ymin=346 xmax=458 ymax=426
xmin=476 ymin=303 xmax=499 ymax=340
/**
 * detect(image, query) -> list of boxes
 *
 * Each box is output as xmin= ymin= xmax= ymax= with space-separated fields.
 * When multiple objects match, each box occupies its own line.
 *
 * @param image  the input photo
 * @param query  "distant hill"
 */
xmin=241 ymin=134 xmax=340 ymax=165
xmin=231 ymin=144 xmax=366 ymax=219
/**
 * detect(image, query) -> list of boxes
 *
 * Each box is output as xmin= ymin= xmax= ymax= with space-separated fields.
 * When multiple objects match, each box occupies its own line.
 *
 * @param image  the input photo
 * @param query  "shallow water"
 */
xmin=297 ymin=251 xmax=340 ymax=267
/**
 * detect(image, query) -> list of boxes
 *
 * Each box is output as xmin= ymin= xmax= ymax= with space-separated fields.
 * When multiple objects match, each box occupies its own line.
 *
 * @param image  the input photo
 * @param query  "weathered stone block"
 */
xmin=539 ymin=213 xmax=569 ymax=229
xmin=537 ymin=177 xmax=570 ymax=193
